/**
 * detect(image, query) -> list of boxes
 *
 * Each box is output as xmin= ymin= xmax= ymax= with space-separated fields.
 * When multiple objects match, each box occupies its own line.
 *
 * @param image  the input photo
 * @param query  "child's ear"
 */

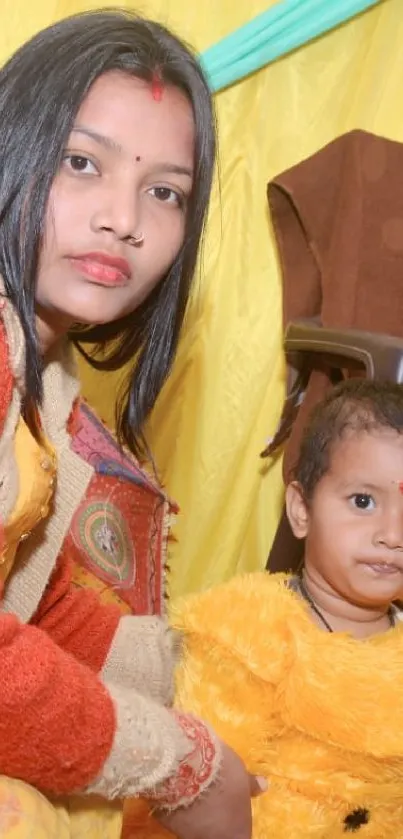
xmin=285 ymin=481 xmax=310 ymax=539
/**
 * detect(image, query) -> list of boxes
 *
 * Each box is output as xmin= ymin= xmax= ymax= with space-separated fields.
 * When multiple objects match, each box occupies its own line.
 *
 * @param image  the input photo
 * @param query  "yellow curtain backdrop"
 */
xmin=1 ymin=0 xmax=400 ymax=598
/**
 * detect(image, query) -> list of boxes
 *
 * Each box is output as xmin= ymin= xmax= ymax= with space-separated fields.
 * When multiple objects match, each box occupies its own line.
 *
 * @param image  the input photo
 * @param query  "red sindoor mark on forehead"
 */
xmin=399 ymin=482 xmax=403 ymax=494
xmin=151 ymin=69 xmax=164 ymax=102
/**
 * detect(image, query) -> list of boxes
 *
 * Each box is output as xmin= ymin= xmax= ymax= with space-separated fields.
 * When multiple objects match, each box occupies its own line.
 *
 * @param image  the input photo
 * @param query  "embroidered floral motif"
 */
xmin=67 ymin=400 xmax=177 ymax=615
xmin=151 ymin=712 xmax=216 ymax=808
xmin=71 ymin=498 xmax=135 ymax=588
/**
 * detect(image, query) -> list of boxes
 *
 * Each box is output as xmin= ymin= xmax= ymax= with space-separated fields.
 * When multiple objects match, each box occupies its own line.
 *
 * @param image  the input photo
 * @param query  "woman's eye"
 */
xmin=63 ymin=154 xmax=98 ymax=175
xmin=351 ymin=493 xmax=375 ymax=511
xmin=148 ymin=186 xmax=184 ymax=207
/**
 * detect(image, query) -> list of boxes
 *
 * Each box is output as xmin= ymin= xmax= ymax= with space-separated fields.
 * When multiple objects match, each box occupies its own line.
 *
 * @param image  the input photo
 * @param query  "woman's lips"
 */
xmin=69 ymin=252 xmax=131 ymax=286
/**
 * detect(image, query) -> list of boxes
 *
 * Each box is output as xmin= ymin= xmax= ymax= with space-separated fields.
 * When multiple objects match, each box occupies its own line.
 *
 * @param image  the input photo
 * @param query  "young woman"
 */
xmin=0 ymin=9 xmax=264 ymax=838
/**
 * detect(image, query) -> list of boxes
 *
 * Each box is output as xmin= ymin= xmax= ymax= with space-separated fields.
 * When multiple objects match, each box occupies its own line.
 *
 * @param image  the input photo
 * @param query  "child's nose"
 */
xmin=375 ymin=509 xmax=403 ymax=550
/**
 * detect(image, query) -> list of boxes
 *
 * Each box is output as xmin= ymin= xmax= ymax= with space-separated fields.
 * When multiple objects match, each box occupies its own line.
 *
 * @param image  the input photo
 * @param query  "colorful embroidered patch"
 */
xmin=71 ymin=498 xmax=135 ymax=589
xmin=67 ymin=400 xmax=177 ymax=615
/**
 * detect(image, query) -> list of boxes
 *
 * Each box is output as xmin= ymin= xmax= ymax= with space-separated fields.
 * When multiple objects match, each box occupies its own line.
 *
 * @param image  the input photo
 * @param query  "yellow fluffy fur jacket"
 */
xmin=123 ymin=573 xmax=403 ymax=839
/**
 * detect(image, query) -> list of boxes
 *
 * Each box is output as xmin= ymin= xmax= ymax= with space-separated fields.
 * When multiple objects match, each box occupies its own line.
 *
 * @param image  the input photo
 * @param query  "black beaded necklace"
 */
xmin=297 ymin=578 xmax=396 ymax=633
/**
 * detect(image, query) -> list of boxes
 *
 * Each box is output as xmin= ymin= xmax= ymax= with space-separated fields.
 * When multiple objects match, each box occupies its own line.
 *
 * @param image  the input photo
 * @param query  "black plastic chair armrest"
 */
xmin=285 ymin=319 xmax=403 ymax=382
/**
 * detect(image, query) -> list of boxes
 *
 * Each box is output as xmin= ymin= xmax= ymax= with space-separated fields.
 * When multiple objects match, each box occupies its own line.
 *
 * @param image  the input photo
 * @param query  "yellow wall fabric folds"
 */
xmin=1 ymin=0 xmax=400 ymax=597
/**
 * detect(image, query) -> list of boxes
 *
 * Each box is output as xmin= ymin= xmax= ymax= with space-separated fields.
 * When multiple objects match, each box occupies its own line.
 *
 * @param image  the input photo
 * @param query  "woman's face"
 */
xmin=35 ymin=70 xmax=195 ymax=344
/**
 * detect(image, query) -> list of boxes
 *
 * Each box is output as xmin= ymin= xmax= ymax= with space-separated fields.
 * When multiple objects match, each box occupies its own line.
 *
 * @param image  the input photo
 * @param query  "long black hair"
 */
xmin=0 ymin=9 xmax=216 ymax=456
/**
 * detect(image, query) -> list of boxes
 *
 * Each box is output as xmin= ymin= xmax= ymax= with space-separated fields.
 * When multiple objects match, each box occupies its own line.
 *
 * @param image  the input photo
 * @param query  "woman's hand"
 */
xmin=154 ymin=740 xmax=267 ymax=839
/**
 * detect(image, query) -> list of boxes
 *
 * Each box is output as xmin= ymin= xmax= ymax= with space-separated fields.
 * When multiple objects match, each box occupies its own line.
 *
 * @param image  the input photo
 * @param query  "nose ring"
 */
xmin=128 ymin=231 xmax=144 ymax=246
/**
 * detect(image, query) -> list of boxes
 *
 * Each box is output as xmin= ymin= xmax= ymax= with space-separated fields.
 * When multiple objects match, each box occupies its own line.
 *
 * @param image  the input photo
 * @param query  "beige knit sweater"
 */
xmin=0 ymin=283 xmax=219 ymax=805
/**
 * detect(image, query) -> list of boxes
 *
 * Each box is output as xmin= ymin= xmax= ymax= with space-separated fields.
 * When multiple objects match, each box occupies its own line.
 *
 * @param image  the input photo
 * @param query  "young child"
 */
xmin=128 ymin=378 xmax=403 ymax=839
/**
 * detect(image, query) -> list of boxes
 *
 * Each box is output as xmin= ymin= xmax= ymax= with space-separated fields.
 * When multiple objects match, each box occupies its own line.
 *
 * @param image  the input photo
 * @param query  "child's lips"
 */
xmin=361 ymin=561 xmax=402 ymax=575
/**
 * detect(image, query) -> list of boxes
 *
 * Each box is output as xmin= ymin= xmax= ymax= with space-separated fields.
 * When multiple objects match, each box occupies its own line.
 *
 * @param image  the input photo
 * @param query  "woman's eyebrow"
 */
xmin=71 ymin=125 xmax=124 ymax=155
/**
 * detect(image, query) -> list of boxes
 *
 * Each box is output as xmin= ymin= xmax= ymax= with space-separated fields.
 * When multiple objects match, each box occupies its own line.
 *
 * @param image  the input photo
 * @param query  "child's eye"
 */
xmin=350 ymin=493 xmax=375 ymax=511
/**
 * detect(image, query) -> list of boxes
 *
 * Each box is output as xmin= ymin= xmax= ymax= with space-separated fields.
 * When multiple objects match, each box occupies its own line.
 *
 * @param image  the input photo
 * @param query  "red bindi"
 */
xmin=151 ymin=69 xmax=164 ymax=102
xmin=399 ymin=482 xmax=403 ymax=494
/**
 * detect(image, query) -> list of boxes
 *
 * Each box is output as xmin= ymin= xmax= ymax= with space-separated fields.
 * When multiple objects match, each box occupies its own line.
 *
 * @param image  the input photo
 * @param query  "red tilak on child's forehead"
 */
xmin=151 ymin=69 xmax=164 ymax=102
xmin=399 ymin=482 xmax=403 ymax=494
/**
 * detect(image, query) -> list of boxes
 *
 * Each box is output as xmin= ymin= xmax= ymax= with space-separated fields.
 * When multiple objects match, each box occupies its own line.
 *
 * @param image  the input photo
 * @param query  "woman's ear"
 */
xmin=285 ymin=481 xmax=310 ymax=539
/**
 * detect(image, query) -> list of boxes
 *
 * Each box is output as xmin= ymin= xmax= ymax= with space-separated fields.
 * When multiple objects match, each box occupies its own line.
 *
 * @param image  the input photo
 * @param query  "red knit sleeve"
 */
xmin=0 ymin=610 xmax=116 ymax=794
xmin=32 ymin=549 xmax=122 ymax=673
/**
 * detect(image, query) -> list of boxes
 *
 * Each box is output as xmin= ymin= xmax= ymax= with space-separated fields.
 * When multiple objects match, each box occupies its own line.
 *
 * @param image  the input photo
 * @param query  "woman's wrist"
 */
xmin=148 ymin=711 xmax=220 ymax=810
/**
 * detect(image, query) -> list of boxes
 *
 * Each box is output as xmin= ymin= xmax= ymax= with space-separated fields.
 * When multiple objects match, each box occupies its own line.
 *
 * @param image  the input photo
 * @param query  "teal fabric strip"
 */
xmin=200 ymin=0 xmax=383 ymax=92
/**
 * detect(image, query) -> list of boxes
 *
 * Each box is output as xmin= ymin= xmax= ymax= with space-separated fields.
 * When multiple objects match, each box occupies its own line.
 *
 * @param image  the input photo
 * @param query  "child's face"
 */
xmin=286 ymin=429 xmax=403 ymax=606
